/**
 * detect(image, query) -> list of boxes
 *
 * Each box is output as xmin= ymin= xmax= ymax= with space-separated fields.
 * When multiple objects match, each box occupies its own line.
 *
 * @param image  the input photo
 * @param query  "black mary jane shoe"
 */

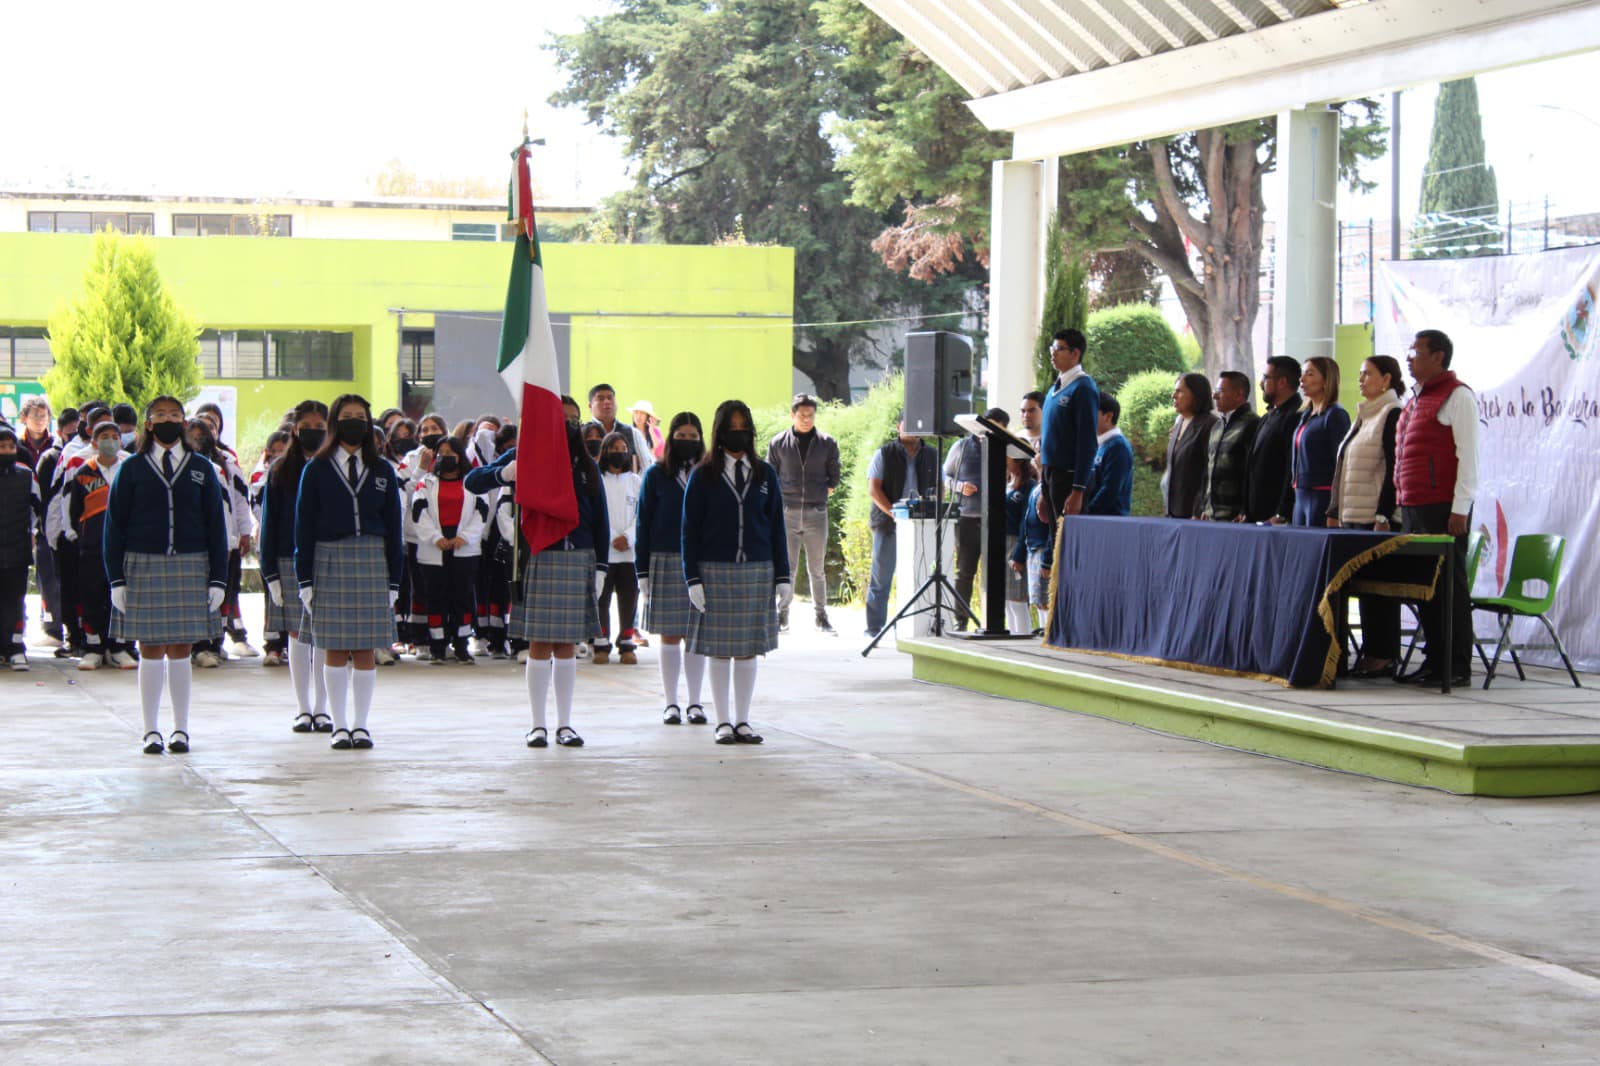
xmin=329 ymin=729 xmax=353 ymax=751
xmin=292 ymin=712 xmax=315 ymax=733
xmin=526 ymin=727 xmax=548 ymax=748
xmin=312 ymin=713 xmax=334 ymax=733
xmin=663 ymin=704 xmax=683 ymax=726
xmin=733 ymin=723 xmax=764 ymax=745
xmin=167 ymin=731 xmax=190 ymax=754
xmin=350 ymin=728 xmax=373 ymax=750
xmin=1349 ymin=660 xmax=1397 ymax=681
xmin=555 ymin=726 xmax=585 ymax=747
xmin=685 ymin=704 xmax=708 ymax=725
xmin=142 ymin=731 xmax=165 ymax=755
xmin=714 ymin=723 xmax=737 ymax=746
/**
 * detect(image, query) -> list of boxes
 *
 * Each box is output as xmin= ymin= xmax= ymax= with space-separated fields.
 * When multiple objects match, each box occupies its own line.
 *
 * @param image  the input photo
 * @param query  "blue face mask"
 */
xmin=121 ymin=431 xmax=136 ymax=448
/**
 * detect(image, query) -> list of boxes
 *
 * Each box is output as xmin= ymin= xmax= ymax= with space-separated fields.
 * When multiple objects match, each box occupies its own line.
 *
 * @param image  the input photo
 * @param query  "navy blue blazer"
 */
xmin=103 ymin=448 xmax=230 ymax=589
xmin=1040 ymin=373 xmax=1101 ymax=490
xmin=1085 ymin=432 xmax=1134 ymax=516
xmin=256 ymin=458 xmax=300 ymax=584
xmin=464 ymin=446 xmax=610 ymax=566
xmin=634 ymin=462 xmax=690 ymax=580
xmin=681 ymin=457 xmax=790 ymax=588
xmin=1288 ymin=404 xmax=1353 ymax=496
xmin=293 ymin=453 xmax=405 ymax=589
xmin=1010 ymin=482 xmax=1055 ymax=565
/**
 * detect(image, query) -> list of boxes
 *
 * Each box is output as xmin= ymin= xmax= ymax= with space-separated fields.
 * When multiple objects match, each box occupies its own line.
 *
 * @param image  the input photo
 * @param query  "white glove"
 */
xmin=208 ymin=586 xmax=225 ymax=613
xmin=637 ymin=576 xmax=650 ymax=600
xmin=299 ymin=586 xmax=314 ymax=612
xmin=63 ymin=529 xmax=77 ymax=542
xmin=595 ymin=571 xmax=607 ymax=599
xmin=499 ymin=459 xmax=517 ymax=483
xmin=110 ymin=586 xmax=127 ymax=614
xmin=688 ymin=584 xmax=707 ymax=613
xmin=389 ymin=588 xmax=399 ymax=608
xmin=776 ymin=582 xmax=794 ymax=611
xmin=267 ymin=579 xmax=282 ymax=605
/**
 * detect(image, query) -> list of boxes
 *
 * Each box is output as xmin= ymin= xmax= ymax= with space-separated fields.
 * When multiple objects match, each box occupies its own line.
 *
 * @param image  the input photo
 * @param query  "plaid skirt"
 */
xmin=688 ymin=560 xmax=779 ymax=658
xmin=264 ymin=555 xmax=302 ymax=633
xmin=112 ymin=551 xmax=217 ymax=644
xmin=1005 ymin=535 xmax=1028 ymax=602
xmin=305 ymin=536 xmax=396 ymax=650
xmin=510 ymin=547 xmax=598 ymax=645
xmin=645 ymin=551 xmax=696 ymax=637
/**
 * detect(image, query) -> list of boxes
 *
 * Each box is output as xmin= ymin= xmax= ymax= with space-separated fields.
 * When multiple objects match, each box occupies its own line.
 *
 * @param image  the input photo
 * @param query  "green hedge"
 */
xmin=1085 ymin=303 xmax=1187 ymax=399
xmin=1117 ymin=370 xmax=1176 ymax=465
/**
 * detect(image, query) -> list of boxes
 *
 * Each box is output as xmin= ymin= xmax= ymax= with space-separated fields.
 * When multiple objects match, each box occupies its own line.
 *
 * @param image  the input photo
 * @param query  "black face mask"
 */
xmin=150 ymin=421 xmax=184 ymax=445
xmin=669 ymin=439 xmax=704 ymax=465
xmin=420 ymin=433 xmax=445 ymax=452
xmin=391 ymin=437 xmax=418 ymax=456
xmin=336 ymin=418 xmax=369 ymax=446
xmin=604 ymin=453 xmax=631 ymax=472
xmin=434 ymin=455 xmax=460 ymax=476
xmin=298 ymin=427 xmax=326 ymax=453
xmin=722 ymin=429 xmax=754 ymax=455
xmin=0 ymin=454 xmax=14 ymax=472
xmin=585 ymin=439 xmax=603 ymax=458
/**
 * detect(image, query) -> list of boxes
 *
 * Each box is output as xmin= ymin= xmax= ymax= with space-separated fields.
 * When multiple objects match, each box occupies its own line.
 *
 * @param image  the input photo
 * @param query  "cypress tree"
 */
xmin=1414 ymin=78 xmax=1500 ymax=258
xmin=1034 ymin=219 xmax=1089 ymax=389
xmin=43 ymin=230 xmax=202 ymax=411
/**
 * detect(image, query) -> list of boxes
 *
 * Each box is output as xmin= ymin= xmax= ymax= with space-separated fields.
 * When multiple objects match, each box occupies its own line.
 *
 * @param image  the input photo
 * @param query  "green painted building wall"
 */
xmin=0 ymin=233 xmax=794 ymax=436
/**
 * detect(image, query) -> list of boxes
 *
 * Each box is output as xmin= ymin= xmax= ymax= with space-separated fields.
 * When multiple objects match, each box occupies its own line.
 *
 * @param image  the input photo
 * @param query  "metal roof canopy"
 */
xmin=861 ymin=0 xmax=1600 ymax=160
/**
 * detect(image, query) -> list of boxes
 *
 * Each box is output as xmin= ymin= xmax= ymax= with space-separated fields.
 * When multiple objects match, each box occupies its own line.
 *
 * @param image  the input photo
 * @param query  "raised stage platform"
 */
xmin=900 ymin=636 xmax=1600 ymax=797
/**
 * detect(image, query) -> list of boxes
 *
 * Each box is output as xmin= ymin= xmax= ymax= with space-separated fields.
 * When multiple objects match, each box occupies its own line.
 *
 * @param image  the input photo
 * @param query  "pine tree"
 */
xmin=43 ymin=230 xmax=201 ymax=412
xmin=1034 ymin=220 xmax=1088 ymax=388
xmin=1414 ymin=78 xmax=1500 ymax=258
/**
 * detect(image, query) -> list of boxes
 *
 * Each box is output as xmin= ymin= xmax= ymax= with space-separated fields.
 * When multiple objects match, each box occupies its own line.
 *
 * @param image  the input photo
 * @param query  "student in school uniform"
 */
xmin=193 ymin=404 xmax=260 ymax=661
xmin=0 ymin=426 xmax=43 ymax=671
xmin=1010 ymin=458 xmax=1055 ymax=628
xmin=396 ymin=413 xmax=450 ymax=658
xmin=412 ymin=436 xmax=490 ymax=664
xmin=103 ymin=396 xmax=231 ymax=754
xmin=1003 ymin=454 xmax=1036 ymax=637
xmin=474 ymin=421 xmax=519 ymax=660
xmin=466 ymin=421 xmax=608 ymax=749
xmin=67 ymin=421 xmax=135 ymax=670
xmin=635 ymin=412 xmax=710 ymax=725
xmin=595 ymin=430 xmax=643 ymax=665
xmin=260 ymin=400 xmax=332 ymax=734
xmin=681 ymin=400 xmax=791 ymax=746
xmin=250 ymin=429 xmax=292 ymax=666
xmin=293 ymin=394 xmax=405 ymax=751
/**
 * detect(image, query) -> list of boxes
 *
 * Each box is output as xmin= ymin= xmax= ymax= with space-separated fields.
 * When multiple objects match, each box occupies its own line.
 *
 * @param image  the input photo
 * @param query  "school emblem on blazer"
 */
xmin=190 ymin=469 xmax=205 ymax=484
xmin=375 ymin=477 xmax=388 ymax=491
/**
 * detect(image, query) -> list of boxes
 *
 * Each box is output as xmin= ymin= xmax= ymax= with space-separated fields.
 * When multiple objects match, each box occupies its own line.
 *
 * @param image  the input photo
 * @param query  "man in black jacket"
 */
xmin=767 ymin=393 xmax=842 ymax=633
xmin=1202 ymin=370 xmax=1260 ymax=521
xmin=1242 ymin=356 xmax=1303 ymax=523
xmin=865 ymin=416 xmax=940 ymax=636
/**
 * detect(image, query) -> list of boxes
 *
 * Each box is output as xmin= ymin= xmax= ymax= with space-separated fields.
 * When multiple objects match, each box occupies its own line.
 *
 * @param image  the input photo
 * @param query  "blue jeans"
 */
xmin=866 ymin=526 xmax=897 ymax=634
xmin=1292 ymin=487 xmax=1332 ymax=527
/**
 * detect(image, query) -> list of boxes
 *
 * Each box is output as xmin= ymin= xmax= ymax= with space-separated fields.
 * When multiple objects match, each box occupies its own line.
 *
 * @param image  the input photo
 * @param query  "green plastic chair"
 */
xmin=1472 ymin=534 xmax=1581 ymax=689
xmin=1398 ymin=530 xmax=1487 ymax=673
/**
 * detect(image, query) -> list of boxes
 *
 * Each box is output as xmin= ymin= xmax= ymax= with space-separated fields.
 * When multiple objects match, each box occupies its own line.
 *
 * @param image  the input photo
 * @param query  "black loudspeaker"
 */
xmin=903 ymin=331 xmax=973 ymax=437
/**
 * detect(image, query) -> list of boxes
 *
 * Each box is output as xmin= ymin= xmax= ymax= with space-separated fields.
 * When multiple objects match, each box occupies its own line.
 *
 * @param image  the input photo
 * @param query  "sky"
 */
xmin=5 ymin=1 xmax=1600 ymax=228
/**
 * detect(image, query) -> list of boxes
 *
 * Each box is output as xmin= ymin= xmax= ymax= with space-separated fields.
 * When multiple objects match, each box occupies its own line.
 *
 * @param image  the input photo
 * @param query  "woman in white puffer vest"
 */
xmin=1328 ymin=355 xmax=1406 ymax=679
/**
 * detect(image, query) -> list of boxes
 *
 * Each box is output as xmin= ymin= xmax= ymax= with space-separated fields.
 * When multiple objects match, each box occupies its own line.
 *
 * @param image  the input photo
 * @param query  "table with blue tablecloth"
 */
xmin=1044 ymin=517 xmax=1447 ymax=689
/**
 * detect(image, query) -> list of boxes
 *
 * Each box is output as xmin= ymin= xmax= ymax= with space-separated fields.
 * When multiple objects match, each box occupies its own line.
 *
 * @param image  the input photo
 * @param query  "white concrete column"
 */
xmin=1271 ymin=107 xmax=1339 ymax=361
xmin=988 ymin=158 xmax=1051 ymax=414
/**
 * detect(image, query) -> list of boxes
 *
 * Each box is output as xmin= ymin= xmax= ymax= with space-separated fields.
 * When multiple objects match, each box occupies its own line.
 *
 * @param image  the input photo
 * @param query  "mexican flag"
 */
xmin=497 ymin=141 xmax=577 ymax=554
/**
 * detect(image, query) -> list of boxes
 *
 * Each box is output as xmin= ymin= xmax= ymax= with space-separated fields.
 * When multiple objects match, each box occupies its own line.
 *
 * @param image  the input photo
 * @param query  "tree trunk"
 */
xmin=793 ymin=336 xmax=852 ymax=402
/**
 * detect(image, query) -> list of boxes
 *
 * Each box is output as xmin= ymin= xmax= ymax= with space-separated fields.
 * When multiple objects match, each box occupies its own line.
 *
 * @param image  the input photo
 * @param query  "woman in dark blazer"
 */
xmin=1278 ymin=356 xmax=1352 ymax=527
xmin=1164 ymin=373 xmax=1217 ymax=519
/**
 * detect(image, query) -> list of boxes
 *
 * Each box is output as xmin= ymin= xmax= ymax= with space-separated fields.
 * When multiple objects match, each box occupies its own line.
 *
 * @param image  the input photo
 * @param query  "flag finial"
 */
xmin=522 ymin=108 xmax=530 ymax=143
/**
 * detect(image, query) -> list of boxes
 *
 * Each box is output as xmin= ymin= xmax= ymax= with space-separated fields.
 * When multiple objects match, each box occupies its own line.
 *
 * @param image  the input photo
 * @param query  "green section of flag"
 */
xmin=496 ymin=234 xmax=532 ymax=374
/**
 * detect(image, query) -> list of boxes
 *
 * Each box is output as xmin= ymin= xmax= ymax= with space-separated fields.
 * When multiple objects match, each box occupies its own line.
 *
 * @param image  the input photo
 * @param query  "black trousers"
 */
xmin=33 ymin=530 xmax=60 ymax=636
xmin=222 ymin=548 xmax=247 ymax=640
xmin=952 ymin=516 xmax=982 ymax=630
xmin=399 ymin=543 xmax=425 ymax=645
xmin=1402 ymin=502 xmax=1473 ymax=674
xmin=54 ymin=539 xmax=83 ymax=645
xmin=1341 ymin=522 xmax=1400 ymax=661
xmin=0 ymin=563 xmax=27 ymax=656
xmin=597 ymin=561 xmax=638 ymax=651
xmin=423 ymin=552 xmax=480 ymax=653
xmin=77 ymin=546 xmax=128 ymax=656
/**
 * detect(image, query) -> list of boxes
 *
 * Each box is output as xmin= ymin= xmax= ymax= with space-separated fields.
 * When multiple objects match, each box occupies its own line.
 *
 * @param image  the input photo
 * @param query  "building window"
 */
xmin=451 ymin=222 xmax=499 ymax=242
xmin=401 ymin=329 xmax=434 ymax=383
xmin=26 ymin=211 xmax=154 ymax=234
xmin=0 ymin=327 xmax=52 ymax=377
xmin=197 ymin=329 xmax=352 ymax=380
xmin=173 ymin=213 xmax=292 ymax=237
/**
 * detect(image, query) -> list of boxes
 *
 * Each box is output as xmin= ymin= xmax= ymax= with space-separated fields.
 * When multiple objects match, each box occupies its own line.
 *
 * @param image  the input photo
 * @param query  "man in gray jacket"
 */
xmin=766 ymin=393 xmax=841 ymax=633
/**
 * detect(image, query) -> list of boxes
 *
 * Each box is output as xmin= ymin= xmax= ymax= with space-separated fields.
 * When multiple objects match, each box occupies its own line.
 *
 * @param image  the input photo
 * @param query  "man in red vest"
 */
xmin=1395 ymin=329 xmax=1478 ymax=687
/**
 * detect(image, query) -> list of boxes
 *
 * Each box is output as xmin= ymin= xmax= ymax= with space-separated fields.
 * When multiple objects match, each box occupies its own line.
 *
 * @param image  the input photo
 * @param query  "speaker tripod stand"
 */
xmin=861 ymin=435 xmax=977 ymax=658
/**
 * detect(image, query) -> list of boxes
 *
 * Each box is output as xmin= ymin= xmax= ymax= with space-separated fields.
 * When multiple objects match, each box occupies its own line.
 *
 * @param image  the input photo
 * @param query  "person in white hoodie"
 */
xmin=411 ymin=436 xmax=490 ymax=664
xmin=397 ymin=414 xmax=450 ymax=658
xmin=595 ymin=429 xmax=643 ymax=665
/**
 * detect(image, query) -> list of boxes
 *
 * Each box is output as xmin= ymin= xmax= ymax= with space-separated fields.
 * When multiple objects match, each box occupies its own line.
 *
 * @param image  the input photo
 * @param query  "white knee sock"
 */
xmin=733 ymin=657 xmax=758 ymax=724
xmin=708 ymin=656 xmax=733 ymax=726
xmin=312 ymin=647 xmax=328 ymax=716
xmin=1006 ymin=600 xmax=1032 ymax=635
xmin=323 ymin=663 xmax=351 ymax=732
xmin=352 ymin=667 xmax=376 ymax=730
xmin=166 ymin=656 xmax=192 ymax=734
xmin=525 ymin=658 xmax=552 ymax=730
xmin=138 ymin=655 xmax=167 ymax=734
xmin=288 ymin=637 xmax=313 ymax=715
xmin=685 ymin=651 xmax=707 ymax=707
xmin=554 ymin=657 xmax=577 ymax=730
xmin=659 ymin=642 xmax=682 ymax=705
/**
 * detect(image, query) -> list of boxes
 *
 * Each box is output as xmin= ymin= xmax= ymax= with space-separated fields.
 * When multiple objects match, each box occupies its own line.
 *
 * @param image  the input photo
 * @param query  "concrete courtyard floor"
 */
xmin=3 ymin=596 xmax=1598 ymax=1064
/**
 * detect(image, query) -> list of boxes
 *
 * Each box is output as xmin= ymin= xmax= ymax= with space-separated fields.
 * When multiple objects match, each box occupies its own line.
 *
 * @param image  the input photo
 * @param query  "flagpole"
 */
xmin=505 ymin=113 xmax=544 ymax=601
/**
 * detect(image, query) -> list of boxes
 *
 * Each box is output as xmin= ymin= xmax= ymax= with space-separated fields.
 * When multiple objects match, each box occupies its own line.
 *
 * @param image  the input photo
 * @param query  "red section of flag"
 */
xmin=516 ymin=383 xmax=578 ymax=555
